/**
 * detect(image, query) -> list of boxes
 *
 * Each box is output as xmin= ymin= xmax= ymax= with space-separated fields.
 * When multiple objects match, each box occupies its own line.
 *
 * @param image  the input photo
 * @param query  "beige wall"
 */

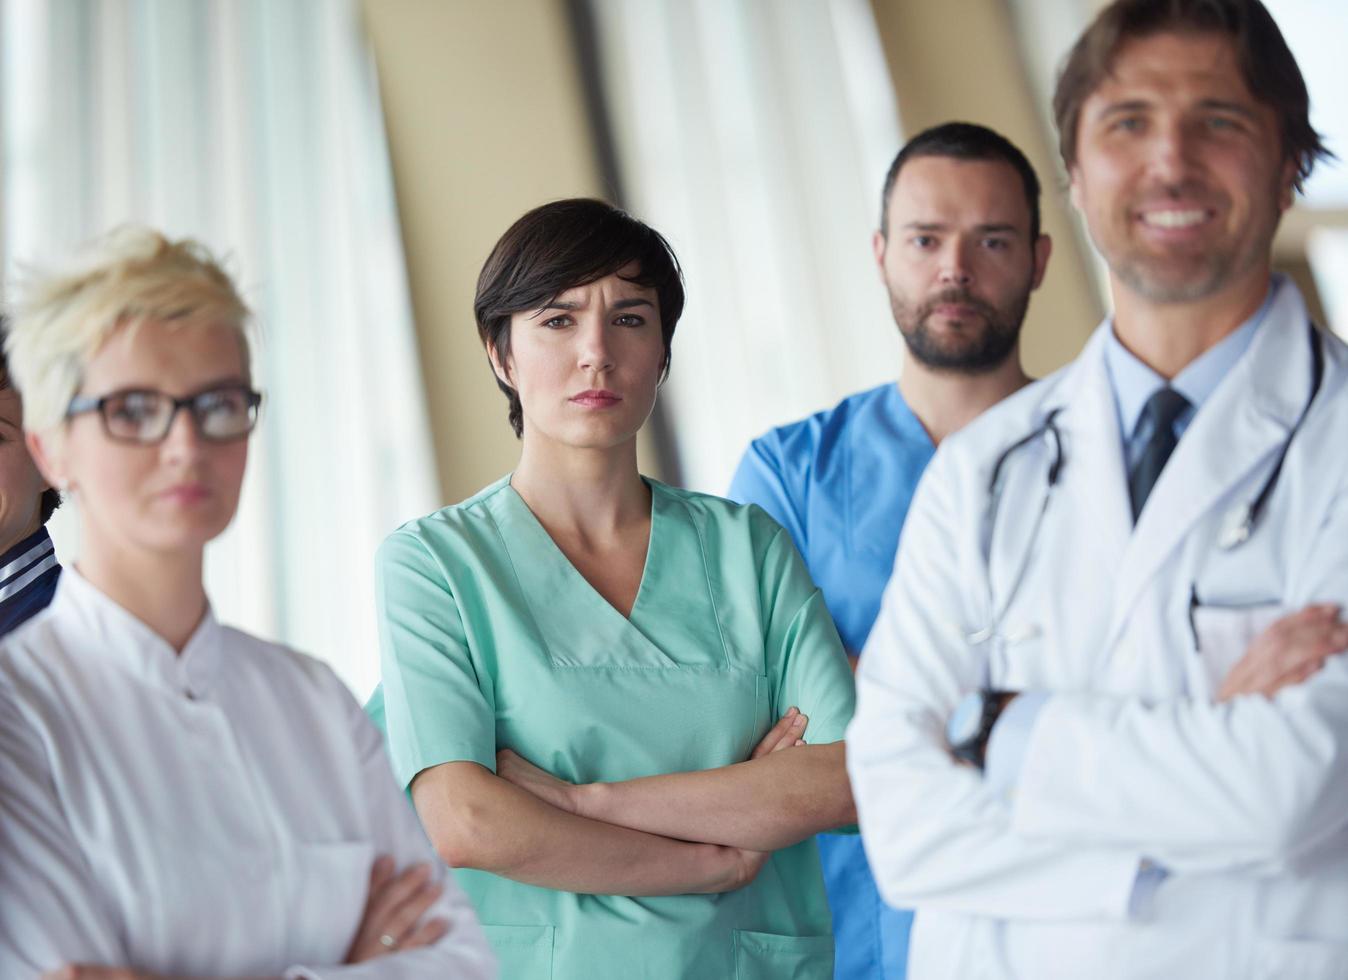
xmin=367 ymin=0 xmax=1102 ymax=499
xmin=869 ymin=0 xmax=1105 ymax=377
xmin=361 ymin=0 xmax=604 ymax=504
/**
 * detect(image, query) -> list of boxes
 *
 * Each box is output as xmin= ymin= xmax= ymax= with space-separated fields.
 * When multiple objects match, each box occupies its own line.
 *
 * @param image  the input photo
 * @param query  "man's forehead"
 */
xmin=1088 ymin=31 xmax=1257 ymax=107
xmin=889 ymin=156 xmax=1031 ymax=228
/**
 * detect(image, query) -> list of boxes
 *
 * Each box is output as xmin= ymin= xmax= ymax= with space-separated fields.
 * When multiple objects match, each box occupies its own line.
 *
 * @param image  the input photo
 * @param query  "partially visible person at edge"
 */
xmin=367 ymin=198 xmax=856 ymax=978
xmin=0 ymin=227 xmax=494 ymax=980
xmin=728 ymin=121 xmax=1052 ymax=979
xmin=0 ymin=317 xmax=61 ymax=635
xmin=849 ymin=1 xmax=1348 ymax=977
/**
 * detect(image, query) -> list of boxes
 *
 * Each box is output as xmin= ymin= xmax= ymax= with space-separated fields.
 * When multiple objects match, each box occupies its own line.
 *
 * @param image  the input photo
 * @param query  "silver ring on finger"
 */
xmin=379 ymin=932 xmax=398 ymax=949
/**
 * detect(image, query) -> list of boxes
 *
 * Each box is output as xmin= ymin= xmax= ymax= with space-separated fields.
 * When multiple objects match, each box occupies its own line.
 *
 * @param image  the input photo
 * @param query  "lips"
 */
xmin=159 ymin=483 xmax=211 ymax=505
xmin=1138 ymin=208 xmax=1210 ymax=229
xmin=920 ymin=289 xmax=996 ymax=323
xmin=570 ymin=389 xmax=622 ymax=408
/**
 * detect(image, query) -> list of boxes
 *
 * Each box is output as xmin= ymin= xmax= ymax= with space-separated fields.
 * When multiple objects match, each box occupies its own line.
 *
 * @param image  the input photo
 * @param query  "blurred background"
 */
xmin=1 ymin=0 xmax=1343 ymax=697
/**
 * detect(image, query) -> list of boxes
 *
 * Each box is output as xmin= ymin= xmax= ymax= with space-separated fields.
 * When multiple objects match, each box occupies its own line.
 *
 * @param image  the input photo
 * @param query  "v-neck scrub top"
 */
xmin=371 ymin=475 xmax=855 ymax=979
xmin=730 ymin=382 xmax=932 ymax=979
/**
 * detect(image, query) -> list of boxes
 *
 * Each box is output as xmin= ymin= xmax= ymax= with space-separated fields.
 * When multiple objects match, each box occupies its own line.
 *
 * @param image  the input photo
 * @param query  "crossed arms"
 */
xmin=411 ymin=709 xmax=854 ymax=896
xmin=847 ymin=449 xmax=1348 ymax=920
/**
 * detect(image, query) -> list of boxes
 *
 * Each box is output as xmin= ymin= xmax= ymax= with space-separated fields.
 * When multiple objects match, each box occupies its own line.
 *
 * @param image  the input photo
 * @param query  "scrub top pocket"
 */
xmin=481 ymin=925 xmax=555 ymax=976
xmin=733 ymin=930 xmax=834 ymax=979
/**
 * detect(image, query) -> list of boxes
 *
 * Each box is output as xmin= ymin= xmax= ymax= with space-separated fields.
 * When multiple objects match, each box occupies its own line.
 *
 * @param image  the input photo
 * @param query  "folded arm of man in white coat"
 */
xmin=846 ymin=442 xmax=1348 ymax=920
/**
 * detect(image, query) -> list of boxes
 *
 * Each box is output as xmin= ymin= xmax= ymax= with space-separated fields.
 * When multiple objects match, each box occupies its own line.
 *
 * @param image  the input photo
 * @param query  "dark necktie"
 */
xmin=1128 ymin=387 xmax=1191 ymax=521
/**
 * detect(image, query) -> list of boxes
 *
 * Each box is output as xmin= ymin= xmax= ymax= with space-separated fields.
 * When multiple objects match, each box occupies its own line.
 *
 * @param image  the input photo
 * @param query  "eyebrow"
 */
xmin=901 ymin=222 xmax=1021 ymax=234
xmin=1096 ymin=97 xmax=1259 ymax=119
xmin=530 ymin=296 xmax=656 ymax=317
xmin=1097 ymin=99 xmax=1152 ymax=118
xmin=89 ymin=376 xmax=251 ymax=398
xmin=1197 ymin=98 xmax=1259 ymax=118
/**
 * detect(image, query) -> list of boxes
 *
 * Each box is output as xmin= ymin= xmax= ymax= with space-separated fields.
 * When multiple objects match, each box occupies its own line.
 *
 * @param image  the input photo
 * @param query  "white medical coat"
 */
xmin=0 ymin=569 xmax=494 ymax=979
xmin=847 ymin=281 xmax=1348 ymax=979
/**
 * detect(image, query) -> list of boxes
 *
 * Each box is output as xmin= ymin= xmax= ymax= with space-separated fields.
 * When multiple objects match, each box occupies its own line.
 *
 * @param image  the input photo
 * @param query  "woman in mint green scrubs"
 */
xmin=369 ymin=198 xmax=856 ymax=979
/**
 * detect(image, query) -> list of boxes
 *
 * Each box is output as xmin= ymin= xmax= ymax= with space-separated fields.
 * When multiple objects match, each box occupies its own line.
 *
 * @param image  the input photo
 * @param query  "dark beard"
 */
xmin=896 ymin=287 xmax=1028 ymax=375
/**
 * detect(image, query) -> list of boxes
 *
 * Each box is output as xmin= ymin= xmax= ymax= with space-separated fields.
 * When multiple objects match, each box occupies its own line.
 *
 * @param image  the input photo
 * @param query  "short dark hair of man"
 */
xmin=0 ymin=317 xmax=60 ymax=524
xmin=473 ymin=198 xmax=686 ymax=439
xmin=1053 ymin=0 xmax=1332 ymax=192
xmin=879 ymin=122 xmax=1043 ymax=242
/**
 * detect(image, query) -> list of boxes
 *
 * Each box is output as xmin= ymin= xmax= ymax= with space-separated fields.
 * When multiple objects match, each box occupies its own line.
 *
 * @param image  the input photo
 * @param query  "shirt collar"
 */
xmin=52 ymin=566 xmax=223 ymax=700
xmin=1104 ymin=276 xmax=1280 ymax=440
xmin=0 ymin=526 xmax=57 ymax=595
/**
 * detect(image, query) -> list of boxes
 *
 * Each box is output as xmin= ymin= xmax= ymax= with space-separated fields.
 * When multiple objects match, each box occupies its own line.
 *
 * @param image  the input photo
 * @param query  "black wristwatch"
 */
xmin=947 ymin=689 xmax=1017 ymax=770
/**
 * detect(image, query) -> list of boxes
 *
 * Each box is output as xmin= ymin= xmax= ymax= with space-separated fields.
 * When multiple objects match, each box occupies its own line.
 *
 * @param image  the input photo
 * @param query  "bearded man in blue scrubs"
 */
xmin=728 ymin=122 xmax=1054 ymax=979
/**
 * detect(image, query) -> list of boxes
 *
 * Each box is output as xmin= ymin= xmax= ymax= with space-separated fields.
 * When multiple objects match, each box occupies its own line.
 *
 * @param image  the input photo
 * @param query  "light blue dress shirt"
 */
xmin=1104 ymin=282 xmax=1273 ymax=470
xmin=730 ymin=382 xmax=932 ymax=980
xmin=984 ymin=279 xmax=1279 ymax=912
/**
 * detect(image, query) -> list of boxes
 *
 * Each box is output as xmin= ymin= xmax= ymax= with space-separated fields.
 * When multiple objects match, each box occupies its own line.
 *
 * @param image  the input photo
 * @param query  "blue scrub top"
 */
xmin=729 ymin=382 xmax=932 ymax=980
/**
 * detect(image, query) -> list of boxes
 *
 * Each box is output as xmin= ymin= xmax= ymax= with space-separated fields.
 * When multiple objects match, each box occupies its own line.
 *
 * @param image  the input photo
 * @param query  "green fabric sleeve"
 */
xmin=757 ymin=524 xmax=856 ymax=747
xmin=374 ymin=528 xmax=497 ymax=788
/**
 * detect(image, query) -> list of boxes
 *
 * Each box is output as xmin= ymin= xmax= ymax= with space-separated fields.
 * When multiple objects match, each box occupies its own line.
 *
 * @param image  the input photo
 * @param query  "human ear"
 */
xmin=486 ymin=344 xmax=515 ymax=391
xmin=1031 ymin=234 xmax=1054 ymax=290
xmin=871 ymin=230 xmax=888 ymax=281
xmin=1277 ymin=159 xmax=1297 ymax=213
xmin=25 ymin=429 xmax=68 ymax=492
xmin=1068 ymin=168 xmax=1084 ymax=213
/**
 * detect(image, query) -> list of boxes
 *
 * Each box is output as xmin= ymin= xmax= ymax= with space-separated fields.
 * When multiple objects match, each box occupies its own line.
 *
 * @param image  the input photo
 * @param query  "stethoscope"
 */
xmin=967 ymin=320 xmax=1325 ymax=648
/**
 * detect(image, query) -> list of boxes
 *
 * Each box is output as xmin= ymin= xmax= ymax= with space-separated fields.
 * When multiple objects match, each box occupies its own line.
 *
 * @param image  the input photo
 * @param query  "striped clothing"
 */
xmin=0 ymin=528 xmax=60 ymax=637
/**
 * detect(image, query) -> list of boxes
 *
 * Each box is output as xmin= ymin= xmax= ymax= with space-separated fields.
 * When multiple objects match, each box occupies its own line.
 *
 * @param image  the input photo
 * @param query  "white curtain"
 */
xmin=590 ymin=0 xmax=904 ymax=494
xmin=1 ymin=0 xmax=439 ymax=698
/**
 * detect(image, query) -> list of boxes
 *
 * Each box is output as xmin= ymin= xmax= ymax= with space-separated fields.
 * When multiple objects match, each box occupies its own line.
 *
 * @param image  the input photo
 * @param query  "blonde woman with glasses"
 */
xmin=0 ymin=228 xmax=494 ymax=980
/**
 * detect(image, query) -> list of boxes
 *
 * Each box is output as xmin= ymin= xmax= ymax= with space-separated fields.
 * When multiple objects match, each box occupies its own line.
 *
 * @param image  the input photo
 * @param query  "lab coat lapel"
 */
xmin=1045 ymin=327 xmax=1134 ymax=581
xmin=489 ymin=481 xmax=681 ymax=669
xmin=979 ymin=334 xmax=1128 ymax=643
xmin=1106 ymin=286 xmax=1314 ymax=648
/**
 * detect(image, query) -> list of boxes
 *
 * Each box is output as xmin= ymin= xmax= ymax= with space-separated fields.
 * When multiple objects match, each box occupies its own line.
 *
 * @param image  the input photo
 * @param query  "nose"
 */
xmin=1148 ymin=118 xmax=1200 ymax=187
xmin=576 ymin=317 xmax=615 ymax=374
xmin=159 ymin=405 xmax=205 ymax=461
xmin=938 ymin=239 xmax=974 ymax=288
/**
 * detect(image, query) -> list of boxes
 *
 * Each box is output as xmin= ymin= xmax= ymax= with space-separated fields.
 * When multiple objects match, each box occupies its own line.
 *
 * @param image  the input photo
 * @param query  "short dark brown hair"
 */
xmin=473 ymin=198 xmax=685 ymax=438
xmin=880 ymin=122 xmax=1043 ymax=241
xmin=0 ymin=316 xmax=60 ymax=524
xmin=1053 ymin=0 xmax=1332 ymax=191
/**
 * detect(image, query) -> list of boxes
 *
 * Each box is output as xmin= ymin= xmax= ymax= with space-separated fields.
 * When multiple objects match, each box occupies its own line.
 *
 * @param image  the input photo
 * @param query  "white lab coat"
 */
xmin=848 ymin=280 xmax=1348 ymax=980
xmin=0 ymin=569 xmax=496 ymax=980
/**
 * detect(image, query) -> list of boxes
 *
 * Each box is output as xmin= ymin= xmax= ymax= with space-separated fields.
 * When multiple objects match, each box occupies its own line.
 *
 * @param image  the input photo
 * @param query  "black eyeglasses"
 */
xmin=66 ymin=384 xmax=263 ymax=445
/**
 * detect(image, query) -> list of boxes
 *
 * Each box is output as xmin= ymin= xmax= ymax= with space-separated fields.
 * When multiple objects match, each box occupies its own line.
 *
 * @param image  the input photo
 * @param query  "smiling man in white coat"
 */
xmin=846 ymin=0 xmax=1348 ymax=977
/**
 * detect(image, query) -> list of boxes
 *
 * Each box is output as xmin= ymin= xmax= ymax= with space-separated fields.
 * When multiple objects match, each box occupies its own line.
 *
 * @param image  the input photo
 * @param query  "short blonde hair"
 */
xmin=5 ymin=226 xmax=252 ymax=432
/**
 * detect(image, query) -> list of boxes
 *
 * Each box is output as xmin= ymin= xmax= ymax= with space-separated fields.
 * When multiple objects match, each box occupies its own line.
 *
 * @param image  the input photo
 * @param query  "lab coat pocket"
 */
xmin=1252 ymin=936 xmax=1348 ymax=979
xmin=1190 ymin=602 xmax=1287 ymax=694
xmin=481 ymin=924 xmax=554 ymax=976
xmin=289 ymin=840 xmax=374 ymax=964
xmin=732 ymin=930 xmax=833 ymax=979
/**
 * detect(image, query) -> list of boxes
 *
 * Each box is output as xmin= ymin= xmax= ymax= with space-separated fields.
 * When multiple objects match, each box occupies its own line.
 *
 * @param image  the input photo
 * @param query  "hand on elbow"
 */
xmin=496 ymin=748 xmax=582 ymax=814
xmin=1217 ymin=605 xmax=1348 ymax=701
xmin=345 ymin=855 xmax=450 ymax=962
